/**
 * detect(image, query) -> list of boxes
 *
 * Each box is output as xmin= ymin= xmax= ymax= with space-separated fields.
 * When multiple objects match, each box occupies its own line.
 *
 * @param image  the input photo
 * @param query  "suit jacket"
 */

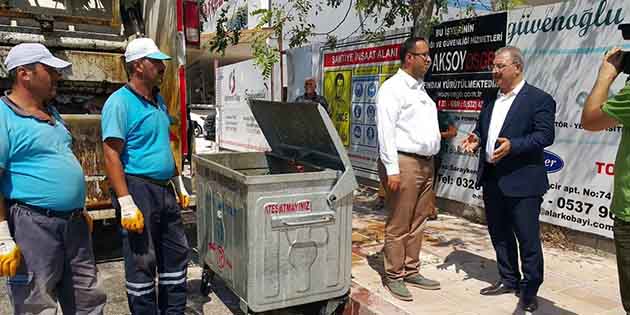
xmin=473 ymin=82 xmax=556 ymax=197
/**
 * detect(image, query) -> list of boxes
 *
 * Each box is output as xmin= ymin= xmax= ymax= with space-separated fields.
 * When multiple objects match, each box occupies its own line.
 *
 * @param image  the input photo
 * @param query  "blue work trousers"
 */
xmin=112 ymin=175 xmax=190 ymax=315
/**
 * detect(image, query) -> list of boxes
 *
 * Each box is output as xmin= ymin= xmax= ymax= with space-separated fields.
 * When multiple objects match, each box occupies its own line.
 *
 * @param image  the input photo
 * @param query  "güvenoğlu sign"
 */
xmin=433 ymin=0 xmax=629 ymax=239
xmin=507 ymin=0 xmax=624 ymax=41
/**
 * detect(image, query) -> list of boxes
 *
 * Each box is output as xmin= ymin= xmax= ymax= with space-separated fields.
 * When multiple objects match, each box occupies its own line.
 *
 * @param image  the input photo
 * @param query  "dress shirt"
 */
xmin=376 ymin=69 xmax=441 ymax=175
xmin=485 ymin=79 xmax=525 ymax=162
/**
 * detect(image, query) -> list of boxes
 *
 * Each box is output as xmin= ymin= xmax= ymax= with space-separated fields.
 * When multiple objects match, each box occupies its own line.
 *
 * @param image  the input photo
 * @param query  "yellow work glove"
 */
xmin=0 ymin=220 xmax=20 ymax=277
xmin=118 ymin=195 xmax=144 ymax=234
xmin=83 ymin=210 xmax=93 ymax=234
xmin=173 ymin=176 xmax=190 ymax=208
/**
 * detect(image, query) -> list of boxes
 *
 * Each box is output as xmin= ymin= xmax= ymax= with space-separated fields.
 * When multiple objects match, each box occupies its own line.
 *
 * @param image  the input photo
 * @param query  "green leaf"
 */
xmin=213 ymin=0 xmax=519 ymax=77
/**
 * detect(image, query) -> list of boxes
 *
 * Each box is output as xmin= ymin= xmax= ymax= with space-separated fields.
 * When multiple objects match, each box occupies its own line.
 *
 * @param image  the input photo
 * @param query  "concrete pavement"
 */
xmin=345 ymin=188 xmax=626 ymax=315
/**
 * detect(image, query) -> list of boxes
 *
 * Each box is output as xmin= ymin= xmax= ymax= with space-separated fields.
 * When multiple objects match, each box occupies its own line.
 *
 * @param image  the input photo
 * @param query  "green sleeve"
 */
xmin=602 ymin=83 xmax=630 ymax=124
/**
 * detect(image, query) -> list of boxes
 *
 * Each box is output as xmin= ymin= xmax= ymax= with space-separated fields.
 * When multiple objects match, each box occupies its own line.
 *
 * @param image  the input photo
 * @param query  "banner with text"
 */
xmin=426 ymin=12 xmax=506 ymax=111
xmin=437 ymin=0 xmax=630 ymax=238
xmin=322 ymin=36 xmax=408 ymax=180
xmin=216 ymin=59 xmax=271 ymax=152
xmin=428 ymin=13 xmax=506 ymax=224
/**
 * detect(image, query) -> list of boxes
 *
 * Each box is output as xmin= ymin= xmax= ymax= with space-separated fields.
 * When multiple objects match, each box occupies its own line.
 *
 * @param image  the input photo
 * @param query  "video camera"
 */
xmin=619 ymin=24 xmax=630 ymax=74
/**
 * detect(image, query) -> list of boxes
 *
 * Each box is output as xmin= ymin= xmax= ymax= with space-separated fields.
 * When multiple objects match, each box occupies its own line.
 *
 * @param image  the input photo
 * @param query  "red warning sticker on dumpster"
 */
xmin=208 ymin=242 xmax=232 ymax=270
xmin=264 ymin=200 xmax=312 ymax=215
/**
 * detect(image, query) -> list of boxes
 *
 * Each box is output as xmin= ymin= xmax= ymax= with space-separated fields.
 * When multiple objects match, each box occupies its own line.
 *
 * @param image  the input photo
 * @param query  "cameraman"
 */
xmin=581 ymin=47 xmax=630 ymax=314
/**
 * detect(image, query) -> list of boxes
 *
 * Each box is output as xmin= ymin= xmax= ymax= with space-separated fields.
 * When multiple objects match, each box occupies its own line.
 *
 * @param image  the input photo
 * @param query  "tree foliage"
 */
xmin=208 ymin=0 xmax=522 ymax=78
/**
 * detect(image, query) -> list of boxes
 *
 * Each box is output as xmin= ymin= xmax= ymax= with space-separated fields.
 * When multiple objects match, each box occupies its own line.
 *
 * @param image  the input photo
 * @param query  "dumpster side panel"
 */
xmin=247 ymin=181 xmax=351 ymax=312
xmin=196 ymin=168 xmax=209 ymax=265
xmin=197 ymin=163 xmax=250 ymax=297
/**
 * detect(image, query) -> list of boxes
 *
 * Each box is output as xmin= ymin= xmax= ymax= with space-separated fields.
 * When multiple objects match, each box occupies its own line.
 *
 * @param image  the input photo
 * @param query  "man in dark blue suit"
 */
xmin=460 ymin=46 xmax=556 ymax=312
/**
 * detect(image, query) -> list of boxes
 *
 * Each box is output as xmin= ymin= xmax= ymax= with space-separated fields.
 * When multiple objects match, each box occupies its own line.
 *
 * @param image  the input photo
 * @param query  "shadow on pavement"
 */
xmin=508 ymin=297 xmax=579 ymax=315
xmin=186 ymin=279 xmax=212 ymax=314
xmin=366 ymin=250 xmax=386 ymax=280
xmin=437 ymin=249 xmax=578 ymax=315
xmin=198 ymin=275 xmax=347 ymax=315
xmin=205 ymin=277 xmax=243 ymax=313
xmin=436 ymin=249 xmax=498 ymax=283
xmin=187 ymin=277 xmax=242 ymax=315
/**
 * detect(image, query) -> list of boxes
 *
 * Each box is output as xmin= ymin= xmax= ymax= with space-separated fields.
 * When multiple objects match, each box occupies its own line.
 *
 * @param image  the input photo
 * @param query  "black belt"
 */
xmin=398 ymin=151 xmax=433 ymax=160
xmin=8 ymin=200 xmax=83 ymax=219
xmin=126 ymin=174 xmax=172 ymax=187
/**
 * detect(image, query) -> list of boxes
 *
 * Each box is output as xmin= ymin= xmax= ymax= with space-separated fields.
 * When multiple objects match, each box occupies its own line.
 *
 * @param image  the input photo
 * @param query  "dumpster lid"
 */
xmin=248 ymin=100 xmax=349 ymax=172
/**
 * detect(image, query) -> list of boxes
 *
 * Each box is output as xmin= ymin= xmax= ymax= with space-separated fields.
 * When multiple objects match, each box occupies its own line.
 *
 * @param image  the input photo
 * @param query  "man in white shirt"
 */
xmin=376 ymin=37 xmax=442 ymax=301
xmin=460 ymin=46 xmax=556 ymax=312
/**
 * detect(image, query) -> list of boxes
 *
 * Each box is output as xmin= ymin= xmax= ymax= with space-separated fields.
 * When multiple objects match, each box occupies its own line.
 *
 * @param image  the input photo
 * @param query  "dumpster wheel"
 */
xmin=200 ymin=265 xmax=214 ymax=296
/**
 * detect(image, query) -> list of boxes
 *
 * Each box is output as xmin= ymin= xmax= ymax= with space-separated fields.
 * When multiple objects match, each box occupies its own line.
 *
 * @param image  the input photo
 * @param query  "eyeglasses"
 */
xmin=408 ymin=51 xmax=430 ymax=58
xmin=488 ymin=63 xmax=517 ymax=71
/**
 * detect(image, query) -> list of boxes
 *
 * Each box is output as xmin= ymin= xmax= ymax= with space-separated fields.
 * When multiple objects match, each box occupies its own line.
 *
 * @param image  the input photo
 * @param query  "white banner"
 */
xmin=216 ymin=59 xmax=271 ymax=152
xmin=512 ymin=0 xmax=628 ymax=238
xmin=437 ymin=0 xmax=630 ymax=238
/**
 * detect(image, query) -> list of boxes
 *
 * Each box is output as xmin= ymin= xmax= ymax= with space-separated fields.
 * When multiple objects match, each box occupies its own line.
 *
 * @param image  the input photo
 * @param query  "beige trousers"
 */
xmin=378 ymin=153 xmax=436 ymax=280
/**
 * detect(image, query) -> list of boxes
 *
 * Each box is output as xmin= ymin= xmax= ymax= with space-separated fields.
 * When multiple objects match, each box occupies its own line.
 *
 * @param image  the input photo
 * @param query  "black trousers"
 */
xmin=112 ymin=175 xmax=190 ymax=315
xmin=482 ymin=174 xmax=544 ymax=299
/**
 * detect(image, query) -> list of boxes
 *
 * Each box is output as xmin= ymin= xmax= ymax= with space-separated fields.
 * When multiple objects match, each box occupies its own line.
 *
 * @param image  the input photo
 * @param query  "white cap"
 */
xmin=124 ymin=37 xmax=171 ymax=62
xmin=4 ymin=43 xmax=71 ymax=71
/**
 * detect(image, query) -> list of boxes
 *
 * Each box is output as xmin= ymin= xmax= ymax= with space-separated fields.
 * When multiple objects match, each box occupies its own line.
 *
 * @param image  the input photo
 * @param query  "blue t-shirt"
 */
xmin=0 ymin=98 xmax=86 ymax=211
xmin=101 ymin=86 xmax=175 ymax=181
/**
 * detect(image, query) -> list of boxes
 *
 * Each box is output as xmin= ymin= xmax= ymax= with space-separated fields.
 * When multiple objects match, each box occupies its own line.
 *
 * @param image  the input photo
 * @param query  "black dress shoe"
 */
xmin=480 ymin=281 xmax=520 ymax=296
xmin=520 ymin=296 xmax=538 ymax=312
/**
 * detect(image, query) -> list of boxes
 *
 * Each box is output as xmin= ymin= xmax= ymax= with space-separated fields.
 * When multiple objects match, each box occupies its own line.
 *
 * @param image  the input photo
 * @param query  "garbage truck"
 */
xmin=0 ymin=1 xmax=190 ymax=221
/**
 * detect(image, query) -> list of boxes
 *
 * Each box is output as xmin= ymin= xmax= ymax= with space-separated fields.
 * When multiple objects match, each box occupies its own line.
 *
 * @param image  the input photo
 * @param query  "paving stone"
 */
xmin=349 ymin=206 xmax=624 ymax=315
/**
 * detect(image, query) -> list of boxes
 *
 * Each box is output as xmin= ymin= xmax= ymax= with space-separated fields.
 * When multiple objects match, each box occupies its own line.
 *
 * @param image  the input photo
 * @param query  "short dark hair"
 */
xmin=335 ymin=73 xmax=344 ymax=85
xmin=399 ymin=37 xmax=428 ymax=64
xmin=125 ymin=59 xmax=141 ymax=78
xmin=8 ymin=62 xmax=38 ymax=86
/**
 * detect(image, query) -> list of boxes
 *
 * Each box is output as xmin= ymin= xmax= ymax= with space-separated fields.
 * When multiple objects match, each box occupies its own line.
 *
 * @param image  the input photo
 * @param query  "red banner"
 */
xmin=323 ymin=44 xmax=400 ymax=67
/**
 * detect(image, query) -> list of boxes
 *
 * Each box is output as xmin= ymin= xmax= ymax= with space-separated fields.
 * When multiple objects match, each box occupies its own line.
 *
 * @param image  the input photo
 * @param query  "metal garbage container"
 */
xmin=193 ymin=100 xmax=358 ymax=314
